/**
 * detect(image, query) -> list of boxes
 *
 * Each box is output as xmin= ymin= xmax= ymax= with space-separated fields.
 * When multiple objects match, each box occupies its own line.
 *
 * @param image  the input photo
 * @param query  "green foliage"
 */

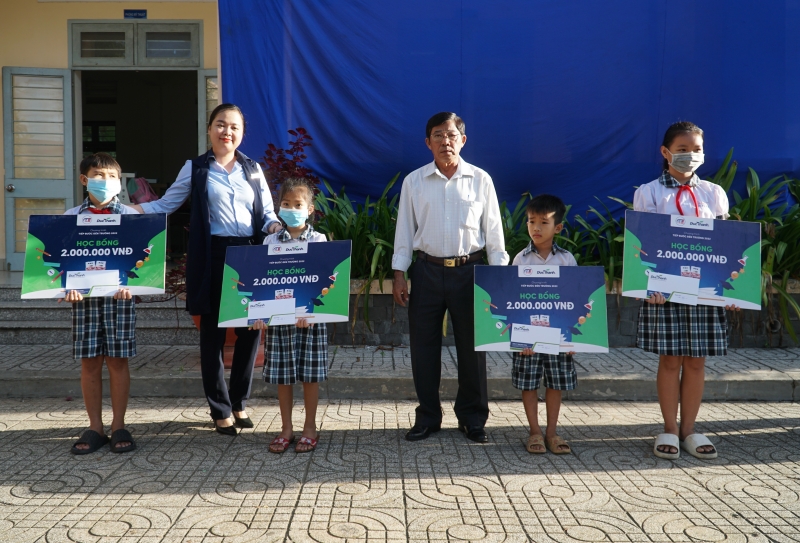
xmin=314 ymin=174 xmax=400 ymax=331
xmin=500 ymin=193 xmax=533 ymax=260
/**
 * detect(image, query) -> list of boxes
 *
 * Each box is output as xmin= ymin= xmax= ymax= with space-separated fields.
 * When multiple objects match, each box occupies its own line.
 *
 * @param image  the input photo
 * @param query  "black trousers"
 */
xmin=408 ymin=258 xmax=489 ymax=427
xmin=199 ymin=236 xmax=261 ymax=421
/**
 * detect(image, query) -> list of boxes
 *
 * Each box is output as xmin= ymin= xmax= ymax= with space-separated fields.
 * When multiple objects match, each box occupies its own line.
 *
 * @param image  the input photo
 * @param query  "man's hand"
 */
xmin=267 ymin=222 xmax=282 ymax=234
xmin=113 ymin=288 xmax=132 ymax=300
xmin=126 ymin=204 xmax=145 ymax=214
xmin=393 ymin=270 xmax=409 ymax=307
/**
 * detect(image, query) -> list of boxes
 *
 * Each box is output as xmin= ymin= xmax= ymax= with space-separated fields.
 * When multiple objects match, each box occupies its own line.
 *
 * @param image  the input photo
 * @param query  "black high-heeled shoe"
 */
xmin=215 ymin=421 xmax=238 ymax=436
xmin=233 ymin=414 xmax=254 ymax=429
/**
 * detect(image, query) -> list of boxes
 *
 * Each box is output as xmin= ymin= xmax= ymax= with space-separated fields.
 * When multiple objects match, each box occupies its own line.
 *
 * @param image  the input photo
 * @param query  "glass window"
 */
xmin=146 ymin=32 xmax=192 ymax=58
xmin=80 ymin=32 xmax=126 ymax=58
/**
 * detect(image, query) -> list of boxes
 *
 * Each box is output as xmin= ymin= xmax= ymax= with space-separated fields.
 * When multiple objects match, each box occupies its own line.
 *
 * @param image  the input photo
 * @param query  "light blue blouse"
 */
xmin=140 ymin=157 xmax=279 ymax=237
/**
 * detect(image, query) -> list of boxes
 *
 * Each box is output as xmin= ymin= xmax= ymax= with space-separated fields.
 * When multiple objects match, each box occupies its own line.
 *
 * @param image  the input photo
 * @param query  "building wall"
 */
xmin=0 ymin=0 xmax=218 ymax=262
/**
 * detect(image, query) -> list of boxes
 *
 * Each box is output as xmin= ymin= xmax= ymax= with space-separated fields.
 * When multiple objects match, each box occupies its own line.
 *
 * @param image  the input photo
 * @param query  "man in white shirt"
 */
xmin=392 ymin=112 xmax=508 ymax=443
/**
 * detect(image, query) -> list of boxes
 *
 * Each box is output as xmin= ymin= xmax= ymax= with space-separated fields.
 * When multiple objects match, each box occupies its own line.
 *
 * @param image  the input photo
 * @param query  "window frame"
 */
xmin=69 ymin=20 xmax=204 ymax=70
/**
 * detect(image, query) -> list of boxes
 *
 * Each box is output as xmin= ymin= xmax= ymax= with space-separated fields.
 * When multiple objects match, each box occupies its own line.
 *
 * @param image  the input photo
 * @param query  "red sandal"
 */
xmin=268 ymin=435 xmax=294 ymax=454
xmin=295 ymin=435 xmax=318 ymax=453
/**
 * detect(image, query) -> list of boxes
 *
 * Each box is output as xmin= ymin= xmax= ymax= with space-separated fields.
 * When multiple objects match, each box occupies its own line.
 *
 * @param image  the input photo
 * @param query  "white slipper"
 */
xmin=680 ymin=433 xmax=718 ymax=459
xmin=653 ymin=433 xmax=680 ymax=459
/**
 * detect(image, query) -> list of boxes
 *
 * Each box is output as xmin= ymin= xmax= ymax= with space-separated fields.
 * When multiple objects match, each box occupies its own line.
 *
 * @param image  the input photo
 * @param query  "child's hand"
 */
xmin=251 ymin=319 xmax=267 ymax=330
xmin=725 ymin=304 xmax=741 ymax=311
xmin=521 ymin=347 xmax=534 ymax=356
xmin=61 ymin=290 xmax=83 ymax=303
xmin=296 ymin=317 xmax=310 ymax=328
xmin=113 ymin=288 xmax=132 ymax=300
xmin=645 ymin=292 xmax=666 ymax=305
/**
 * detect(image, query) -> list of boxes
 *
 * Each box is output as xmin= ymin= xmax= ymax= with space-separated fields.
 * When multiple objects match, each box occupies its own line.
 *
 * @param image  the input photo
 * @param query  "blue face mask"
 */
xmin=279 ymin=207 xmax=309 ymax=228
xmin=86 ymin=178 xmax=121 ymax=202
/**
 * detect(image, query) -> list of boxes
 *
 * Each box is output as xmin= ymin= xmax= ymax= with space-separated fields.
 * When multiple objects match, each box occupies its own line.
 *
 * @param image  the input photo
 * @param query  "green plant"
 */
xmin=706 ymin=151 xmax=800 ymax=343
xmin=314 ymin=174 xmax=400 ymax=333
xmin=499 ymin=192 xmax=533 ymax=260
xmin=571 ymin=197 xmax=629 ymax=285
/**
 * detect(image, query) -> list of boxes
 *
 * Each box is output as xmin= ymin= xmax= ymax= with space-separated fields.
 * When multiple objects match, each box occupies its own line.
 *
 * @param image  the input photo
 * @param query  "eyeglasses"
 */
xmin=430 ymin=132 xmax=462 ymax=143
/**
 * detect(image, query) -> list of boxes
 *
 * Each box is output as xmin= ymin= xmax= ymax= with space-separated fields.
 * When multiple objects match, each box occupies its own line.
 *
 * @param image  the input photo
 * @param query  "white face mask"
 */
xmin=669 ymin=151 xmax=704 ymax=174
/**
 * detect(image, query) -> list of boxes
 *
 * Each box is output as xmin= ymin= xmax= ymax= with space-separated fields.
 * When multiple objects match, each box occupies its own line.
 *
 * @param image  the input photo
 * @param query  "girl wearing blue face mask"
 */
xmin=251 ymin=178 xmax=328 ymax=454
xmin=633 ymin=121 xmax=739 ymax=461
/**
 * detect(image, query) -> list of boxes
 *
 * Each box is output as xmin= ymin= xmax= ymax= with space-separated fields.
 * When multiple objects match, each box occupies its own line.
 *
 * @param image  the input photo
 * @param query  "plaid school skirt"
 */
xmin=637 ymin=301 xmax=727 ymax=358
xmin=263 ymin=323 xmax=328 ymax=385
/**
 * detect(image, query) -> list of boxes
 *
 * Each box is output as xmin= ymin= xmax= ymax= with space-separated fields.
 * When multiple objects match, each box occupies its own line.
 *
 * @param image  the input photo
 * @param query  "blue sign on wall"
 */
xmin=124 ymin=10 xmax=147 ymax=19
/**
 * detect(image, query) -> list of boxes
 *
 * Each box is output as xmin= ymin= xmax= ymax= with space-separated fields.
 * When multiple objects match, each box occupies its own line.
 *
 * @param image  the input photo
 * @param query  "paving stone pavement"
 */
xmin=2 ymin=345 xmax=799 ymax=401
xmin=0 ymin=397 xmax=799 ymax=542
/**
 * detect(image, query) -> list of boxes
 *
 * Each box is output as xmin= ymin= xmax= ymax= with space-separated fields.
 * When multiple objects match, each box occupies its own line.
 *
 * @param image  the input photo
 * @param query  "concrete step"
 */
xmin=0 ymin=299 xmax=194 ymax=321
xmin=0 ymin=320 xmax=199 ymax=345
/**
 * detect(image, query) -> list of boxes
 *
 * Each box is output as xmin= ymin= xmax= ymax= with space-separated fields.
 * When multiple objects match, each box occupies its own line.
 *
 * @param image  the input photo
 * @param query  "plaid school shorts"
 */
xmin=263 ymin=323 xmax=328 ymax=385
xmin=71 ymin=297 xmax=136 ymax=359
xmin=512 ymin=352 xmax=577 ymax=391
xmin=637 ymin=301 xmax=728 ymax=357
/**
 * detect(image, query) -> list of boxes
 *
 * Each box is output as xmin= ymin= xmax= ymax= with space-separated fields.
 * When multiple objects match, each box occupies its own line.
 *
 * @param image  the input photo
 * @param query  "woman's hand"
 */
xmin=113 ymin=288 xmax=132 ymax=300
xmin=250 ymin=319 xmax=267 ymax=330
xmin=521 ymin=348 xmax=534 ymax=356
xmin=296 ymin=317 xmax=310 ymax=328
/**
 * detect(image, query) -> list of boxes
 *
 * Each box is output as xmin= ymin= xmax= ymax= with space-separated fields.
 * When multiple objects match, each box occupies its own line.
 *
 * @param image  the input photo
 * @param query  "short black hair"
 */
xmin=278 ymin=177 xmax=315 ymax=206
xmin=79 ymin=152 xmax=121 ymax=177
xmin=526 ymin=194 xmax=566 ymax=225
xmin=661 ymin=121 xmax=704 ymax=170
xmin=425 ymin=112 xmax=465 ymax=139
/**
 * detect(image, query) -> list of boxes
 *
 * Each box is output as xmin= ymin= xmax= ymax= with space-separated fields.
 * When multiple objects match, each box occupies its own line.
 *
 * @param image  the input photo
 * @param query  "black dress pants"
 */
xmin=408 ymin=258 xmax=489 ymax=427
xmin=199 ymin=236 xmax=261 ymax=421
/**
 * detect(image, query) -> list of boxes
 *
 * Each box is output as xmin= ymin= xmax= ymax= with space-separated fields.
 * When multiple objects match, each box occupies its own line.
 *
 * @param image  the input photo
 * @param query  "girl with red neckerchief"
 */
xmin=633 ymin=121 xmax=740 ymax=461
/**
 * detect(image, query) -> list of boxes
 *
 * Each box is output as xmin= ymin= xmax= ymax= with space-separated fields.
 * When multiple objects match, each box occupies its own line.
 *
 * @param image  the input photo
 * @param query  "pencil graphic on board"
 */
xmin=35 ymin=248 xmax=51 ymax=257
xmin=482 ymin=299 xmax=497 ymax=309
xmin=51 ymin=270 xmax=64 ymax=283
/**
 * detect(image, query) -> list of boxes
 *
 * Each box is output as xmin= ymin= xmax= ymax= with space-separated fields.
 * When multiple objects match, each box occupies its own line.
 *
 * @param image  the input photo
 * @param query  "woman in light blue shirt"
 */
xmin=132 ymin=104 xmax=280 ymax=435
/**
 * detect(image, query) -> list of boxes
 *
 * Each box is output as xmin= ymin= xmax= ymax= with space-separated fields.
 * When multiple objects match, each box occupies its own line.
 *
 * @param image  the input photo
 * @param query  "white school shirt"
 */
xmin=633 ymin=172 xmax=729 ymax=219
xmin=512 ymin=242 xmax=578 ymax=267
xmin=391 ymin=160 xmax=509 ymax=271
xmin=262 ymin=225 xmax=327 ymax=244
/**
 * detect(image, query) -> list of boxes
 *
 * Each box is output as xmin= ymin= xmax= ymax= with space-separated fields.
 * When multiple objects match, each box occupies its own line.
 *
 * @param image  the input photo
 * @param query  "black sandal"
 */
xmin=109 ymin=429 xmax=137 ymax=453
xmin=70 ymin=430 xmax=109 ymax=455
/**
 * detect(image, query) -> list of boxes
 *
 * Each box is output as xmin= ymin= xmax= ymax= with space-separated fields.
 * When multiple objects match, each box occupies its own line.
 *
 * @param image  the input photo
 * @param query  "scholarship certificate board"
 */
xmin=474 ymin=265 xmax=609 ymax=353
xmin=21 ymin=213 xmax=167 ymax=299
xmin=218 ymin=240 xmax=351 ymax=328
xmin=621 ymin=210 xmax=761 ymax=309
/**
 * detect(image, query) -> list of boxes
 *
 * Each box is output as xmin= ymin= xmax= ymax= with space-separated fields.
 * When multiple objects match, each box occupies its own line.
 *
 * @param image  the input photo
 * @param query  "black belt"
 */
xmin=417 ymin=250 xmax=483 ymax=267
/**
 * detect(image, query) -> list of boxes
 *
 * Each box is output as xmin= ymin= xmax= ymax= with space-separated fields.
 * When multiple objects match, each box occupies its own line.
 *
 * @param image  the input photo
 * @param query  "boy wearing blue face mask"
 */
xmin=63 ymin=153 xmax=140 ymax=455
xmin=252 ymin=178 xmax=327 ymax=454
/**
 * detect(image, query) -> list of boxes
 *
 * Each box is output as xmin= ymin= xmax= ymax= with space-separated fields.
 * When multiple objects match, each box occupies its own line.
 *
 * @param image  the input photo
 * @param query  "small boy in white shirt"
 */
xmin=511 ymin=194 xmax=577 ymax=455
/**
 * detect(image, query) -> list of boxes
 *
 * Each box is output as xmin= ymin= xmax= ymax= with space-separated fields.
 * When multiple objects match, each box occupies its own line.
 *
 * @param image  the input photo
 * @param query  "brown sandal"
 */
xmin=526 ymin=434 xmax=546 ymax=454
xmin=546 ymin=435 xmax=571 ymax=454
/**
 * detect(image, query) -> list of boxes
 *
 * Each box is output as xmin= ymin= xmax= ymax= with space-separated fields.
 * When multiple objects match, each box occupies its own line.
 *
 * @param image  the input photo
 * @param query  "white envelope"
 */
xmin=247 ymin=298 xmax=296 ymax=325
xmin=510 ymin=323 xmax=561 ymax=355
xmin=65 ymin=269 xmax=119 ymax=290
xmin=646 ymin=272 xmax=700 ymax=305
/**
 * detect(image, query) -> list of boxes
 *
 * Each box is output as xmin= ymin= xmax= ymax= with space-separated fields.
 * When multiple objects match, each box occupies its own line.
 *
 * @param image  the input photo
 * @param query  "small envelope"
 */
xmin=246 ymin=298 xmax=296 ymax=326
xmin=646 ymin=272 xmax=700 ymax=305
xmin=66 ymin=269 xmax=119 ymax=290
xmin=510 ymin=323 xmax=561 ymax=354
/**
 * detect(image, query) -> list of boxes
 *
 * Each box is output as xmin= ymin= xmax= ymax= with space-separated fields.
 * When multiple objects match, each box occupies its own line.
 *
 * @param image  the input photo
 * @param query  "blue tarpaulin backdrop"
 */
xmin=219 ymin=0 xmax=800 ymax=213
